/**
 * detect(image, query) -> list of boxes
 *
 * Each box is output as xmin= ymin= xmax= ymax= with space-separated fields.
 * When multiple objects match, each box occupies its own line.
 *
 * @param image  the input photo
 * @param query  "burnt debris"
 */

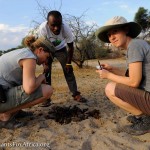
xmin=45 ymin=104 xmax=100 ymax=124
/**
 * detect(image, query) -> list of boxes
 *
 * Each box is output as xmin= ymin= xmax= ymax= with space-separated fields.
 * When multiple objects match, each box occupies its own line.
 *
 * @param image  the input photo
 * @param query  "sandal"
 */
xmin=15 ymin=110 xmax=33 ymax=119
xmin=0 ymin=116 xmax=26 ymax=129
xmin=73 ymin=95 xmax=87 ymax=103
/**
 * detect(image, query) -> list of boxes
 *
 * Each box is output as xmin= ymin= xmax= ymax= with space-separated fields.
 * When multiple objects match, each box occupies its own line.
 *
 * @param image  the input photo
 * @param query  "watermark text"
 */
xmin=0 ymin=142 xmax=50 ymax=148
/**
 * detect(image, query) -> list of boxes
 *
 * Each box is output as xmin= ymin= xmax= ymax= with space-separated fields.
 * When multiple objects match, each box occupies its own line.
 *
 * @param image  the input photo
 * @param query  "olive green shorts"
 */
xmin=0 ymin=85 xmax=43 ymax=113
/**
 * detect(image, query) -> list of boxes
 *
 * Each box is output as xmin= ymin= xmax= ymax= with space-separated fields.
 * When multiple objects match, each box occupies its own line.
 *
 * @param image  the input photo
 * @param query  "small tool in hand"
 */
xmin=98 ymin=60 xmax=102 ymax=70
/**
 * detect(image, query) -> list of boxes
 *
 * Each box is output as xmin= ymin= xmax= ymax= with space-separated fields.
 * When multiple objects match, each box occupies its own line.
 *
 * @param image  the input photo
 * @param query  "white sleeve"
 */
xmin=37 ymin=21 xmax=48 ymax=37
xmin=63 ymin=23 xmax=74 ymax=43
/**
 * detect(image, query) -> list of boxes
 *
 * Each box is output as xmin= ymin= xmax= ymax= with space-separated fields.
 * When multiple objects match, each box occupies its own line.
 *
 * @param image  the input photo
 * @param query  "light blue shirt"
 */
xmin=0 ymin=48 xmax=37 ymax=90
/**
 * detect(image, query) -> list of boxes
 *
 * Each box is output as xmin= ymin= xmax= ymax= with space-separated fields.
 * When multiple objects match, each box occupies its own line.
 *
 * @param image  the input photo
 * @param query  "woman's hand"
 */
xmin=42 ymin=63 xmax=49 ymax=74
xmin=101 ymin=63 xmax=113 ymax=71
xmin=37 ymin=74 xmax=46 ymax=84
xmin=96 ymin=69 xmax=110 ymax=79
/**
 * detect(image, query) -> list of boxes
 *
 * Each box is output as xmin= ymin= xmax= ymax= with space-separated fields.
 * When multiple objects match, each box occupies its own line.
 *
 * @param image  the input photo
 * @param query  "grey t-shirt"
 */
xmin=0 ymin=48 xmax=37 ymax=90
xmin=127 ymin=39 xmax=150 ymax=92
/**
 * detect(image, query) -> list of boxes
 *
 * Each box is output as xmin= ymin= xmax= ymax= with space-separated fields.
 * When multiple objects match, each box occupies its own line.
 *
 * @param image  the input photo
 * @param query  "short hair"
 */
xmin=47 ymin=10 xmax=62 ymax=21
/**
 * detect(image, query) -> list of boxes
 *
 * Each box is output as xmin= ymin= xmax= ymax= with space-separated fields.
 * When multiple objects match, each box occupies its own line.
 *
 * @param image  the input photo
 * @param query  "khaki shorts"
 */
xmin=115 ymin=83 xmax=150 ymax=115
xmin=0 ymin=85 xmax=43 ymax=113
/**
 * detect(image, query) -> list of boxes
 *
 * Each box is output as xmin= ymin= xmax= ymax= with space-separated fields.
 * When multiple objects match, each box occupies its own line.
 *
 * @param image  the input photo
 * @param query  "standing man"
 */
xmin=38 ymin=10 xmax=86 ymax=106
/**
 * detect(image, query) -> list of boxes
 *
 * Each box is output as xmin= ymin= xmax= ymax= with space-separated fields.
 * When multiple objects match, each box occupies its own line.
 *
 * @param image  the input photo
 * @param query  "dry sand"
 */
xmin=0 ymin=58 xmax=150 ymax=150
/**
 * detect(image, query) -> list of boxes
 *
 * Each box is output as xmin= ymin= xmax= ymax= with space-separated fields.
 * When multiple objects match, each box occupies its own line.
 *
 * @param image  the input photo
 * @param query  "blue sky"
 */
xmin=0 ymin=0 xmax=150 ymax=50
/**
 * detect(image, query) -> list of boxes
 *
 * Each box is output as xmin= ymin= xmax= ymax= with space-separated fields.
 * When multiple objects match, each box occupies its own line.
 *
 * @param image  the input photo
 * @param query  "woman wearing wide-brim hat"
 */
xmin=95 ymin=16 xmax=150 ymax=135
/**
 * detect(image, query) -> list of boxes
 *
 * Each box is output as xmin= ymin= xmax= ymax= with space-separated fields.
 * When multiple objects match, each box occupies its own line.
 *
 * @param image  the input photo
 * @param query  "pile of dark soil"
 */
xmin=45 ymin=104 xmax=100 ymax=124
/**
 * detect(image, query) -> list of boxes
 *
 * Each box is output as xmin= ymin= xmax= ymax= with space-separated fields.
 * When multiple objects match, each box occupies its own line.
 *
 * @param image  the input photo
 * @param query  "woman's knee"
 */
xmin=105 ymin=82 xmax=116 ymax=97
xmin=41 ymin=84 xmax=53 ymax=99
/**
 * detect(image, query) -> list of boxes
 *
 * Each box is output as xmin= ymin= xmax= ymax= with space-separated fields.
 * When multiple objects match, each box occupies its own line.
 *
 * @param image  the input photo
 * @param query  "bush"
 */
xmin=95 ymin=48 xmax=110 ymax=58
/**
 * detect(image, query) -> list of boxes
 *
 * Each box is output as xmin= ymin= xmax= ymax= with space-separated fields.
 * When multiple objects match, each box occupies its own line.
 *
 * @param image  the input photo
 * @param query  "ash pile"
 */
xmin=45 ymin=103 xmax=100 ymax=124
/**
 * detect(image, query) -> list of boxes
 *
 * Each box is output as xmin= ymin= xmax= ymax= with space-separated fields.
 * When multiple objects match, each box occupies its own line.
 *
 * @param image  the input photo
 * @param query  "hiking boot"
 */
xmin=127 ymin=115 xmax=142 ymax=124
xmin=15 ymin=110 xmax=34 ymax=119
xmin=0 ymin=116 xmax=27 ymax=129
xmin=124 ymin=115 xmax=150 ymax=135
xmin=127 ymin=115 xmax=150 ymax=124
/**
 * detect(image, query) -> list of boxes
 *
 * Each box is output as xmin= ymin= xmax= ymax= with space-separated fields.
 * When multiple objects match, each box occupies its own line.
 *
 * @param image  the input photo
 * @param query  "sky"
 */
xmin=0 ymin=0 xmax=150 ymax=51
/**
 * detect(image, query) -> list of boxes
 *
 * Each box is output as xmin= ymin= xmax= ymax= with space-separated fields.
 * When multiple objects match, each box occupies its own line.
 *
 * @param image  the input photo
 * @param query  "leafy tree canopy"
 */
xmin=134 ymin=7 xmax=150 ymax=32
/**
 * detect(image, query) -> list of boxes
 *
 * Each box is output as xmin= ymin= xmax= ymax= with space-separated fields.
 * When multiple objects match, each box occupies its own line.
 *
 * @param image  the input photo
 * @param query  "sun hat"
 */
xmin=37 ymin=36 xmax=56 ymax=53
xmin=95 ymin=16 xmax=142 ymax=43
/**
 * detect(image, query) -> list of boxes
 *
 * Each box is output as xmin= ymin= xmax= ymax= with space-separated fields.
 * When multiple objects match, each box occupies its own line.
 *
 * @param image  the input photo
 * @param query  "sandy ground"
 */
xmin=0 ymin=58 xmax=150 ymax=150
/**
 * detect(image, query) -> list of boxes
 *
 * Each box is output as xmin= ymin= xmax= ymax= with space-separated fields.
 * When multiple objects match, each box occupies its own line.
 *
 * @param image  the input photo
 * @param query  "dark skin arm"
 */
xmin=67 ymin=42 xmax=74 ymax=64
